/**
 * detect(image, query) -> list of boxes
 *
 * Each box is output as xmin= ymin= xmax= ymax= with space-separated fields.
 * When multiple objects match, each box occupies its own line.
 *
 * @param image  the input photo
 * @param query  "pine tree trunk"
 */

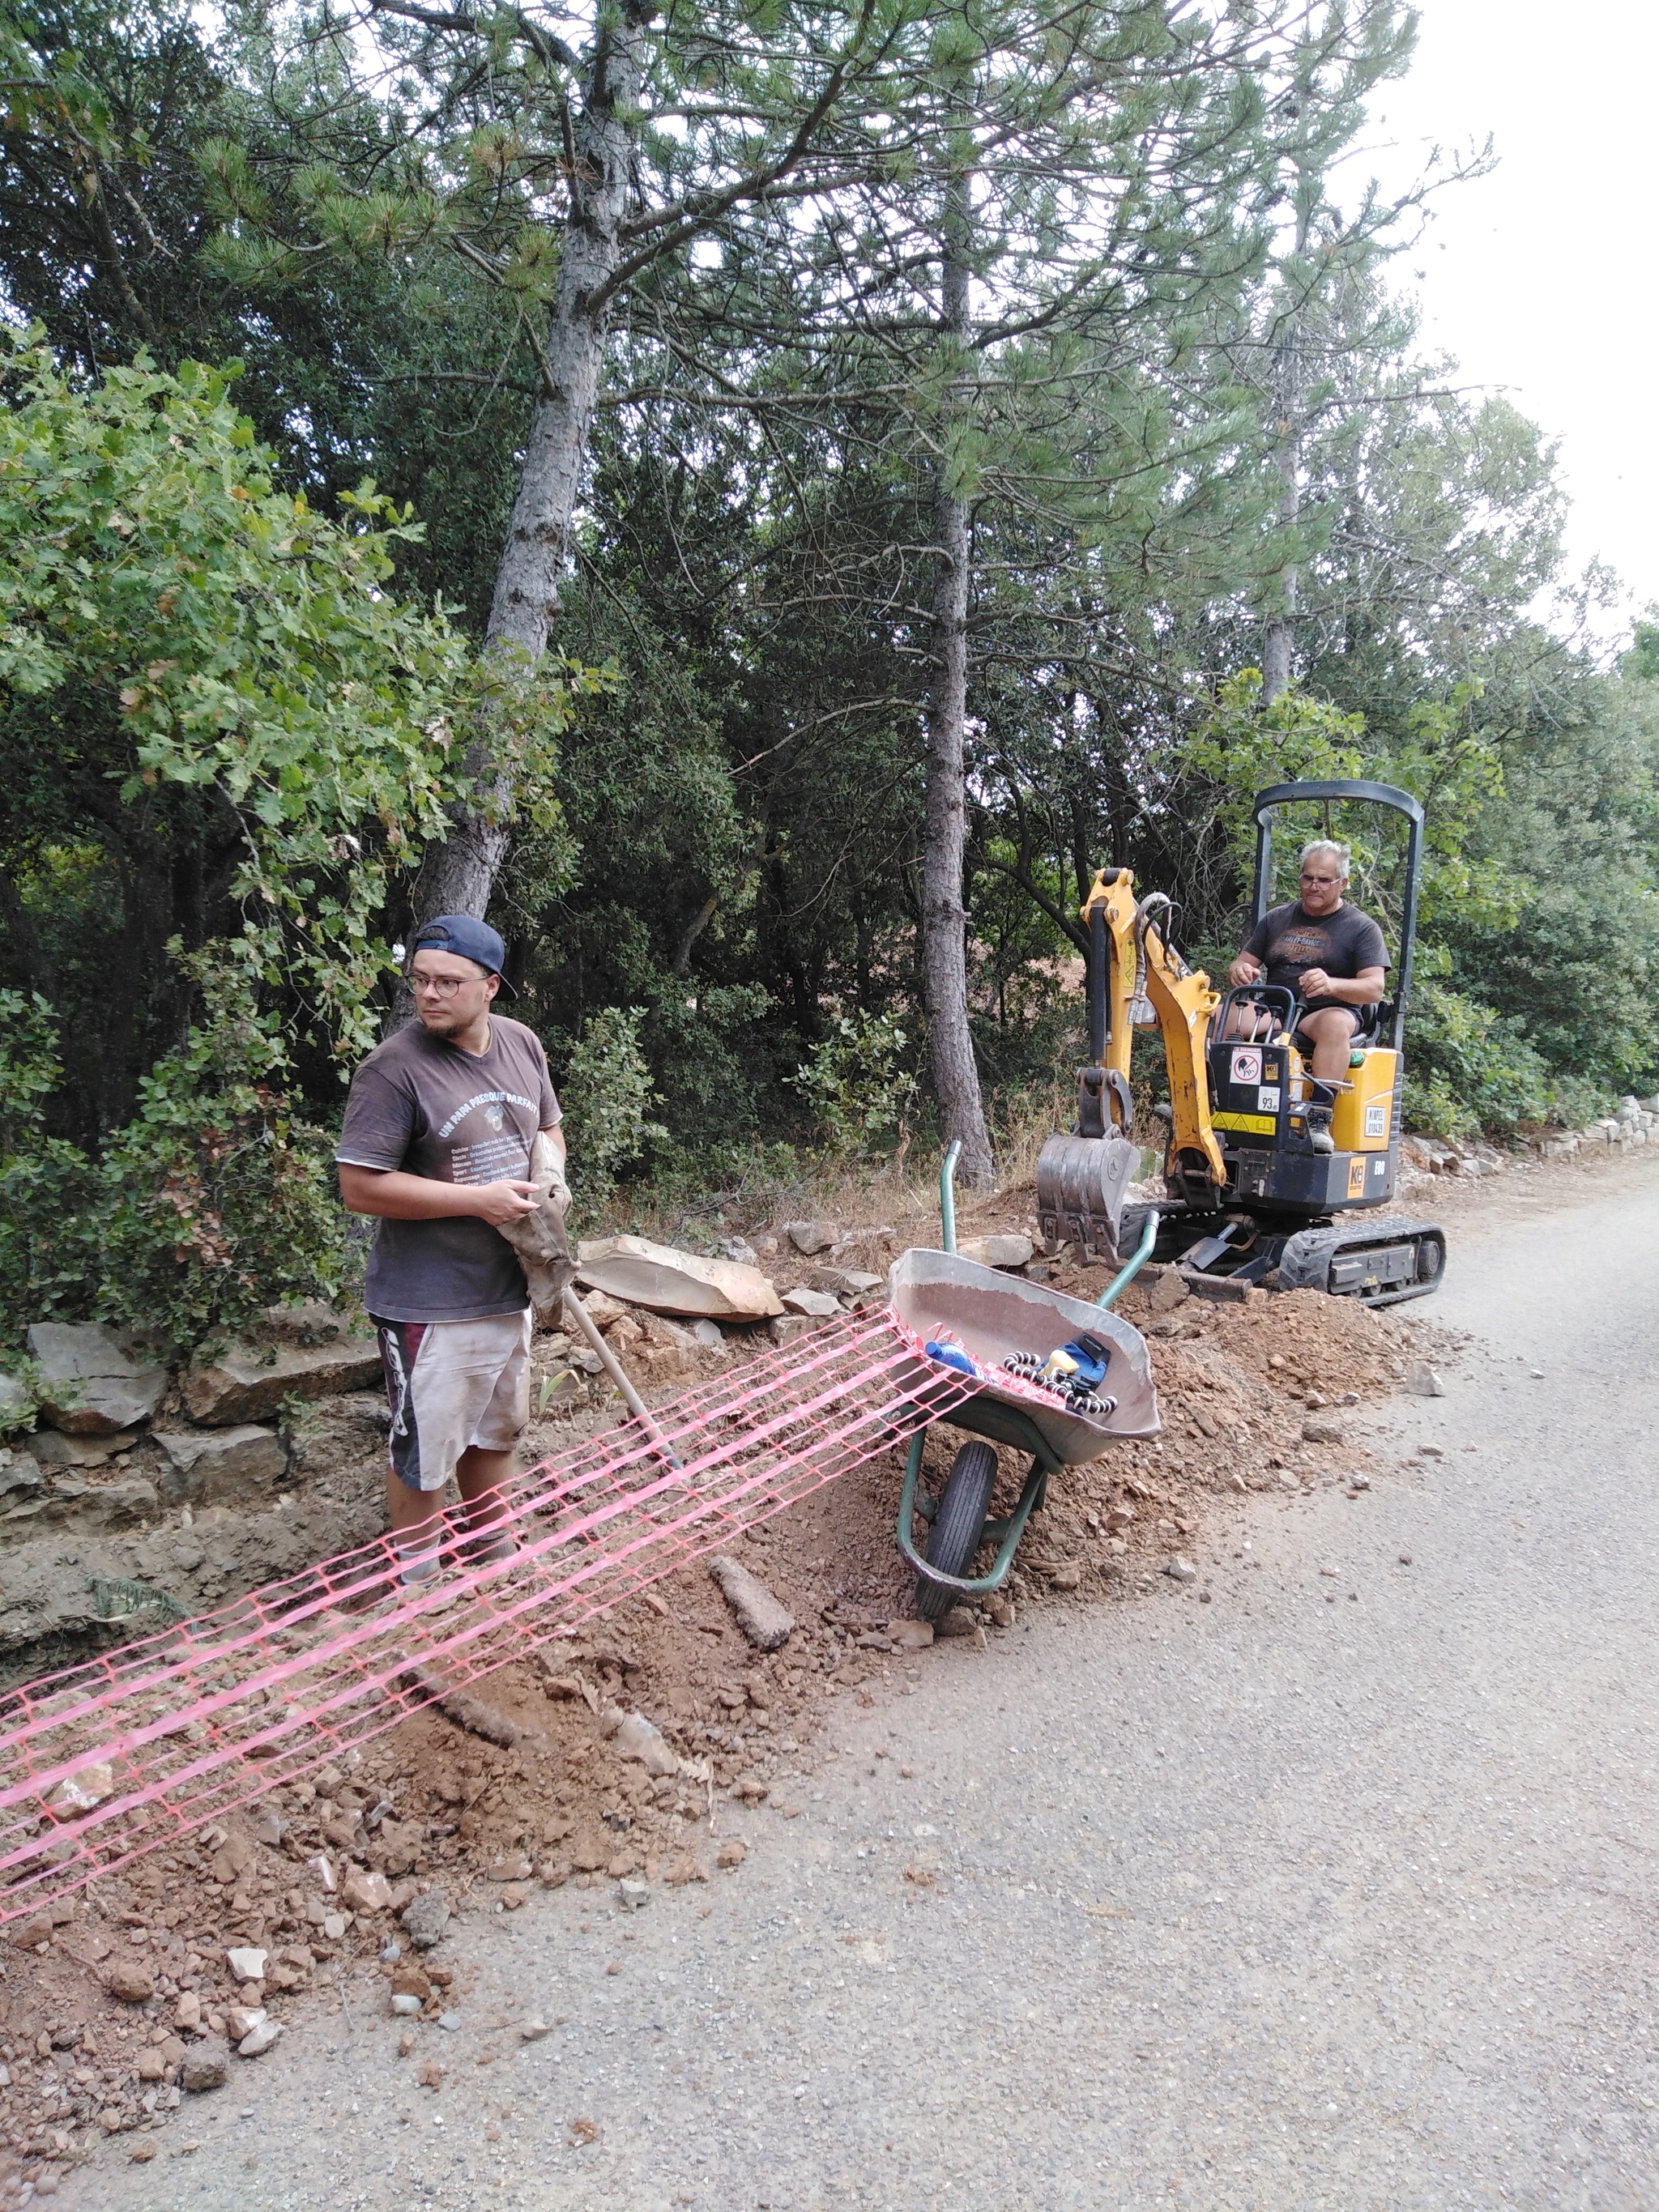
xmin=1260 ymin=418 xmax=1300 ymax=705
xmin=415 ymin=3 xmax=651 ymax=923
xmin=1261 ymin=202 xmax=1311 ymax=708
xmin=921 ymin=178 xmax=994 ymax=1187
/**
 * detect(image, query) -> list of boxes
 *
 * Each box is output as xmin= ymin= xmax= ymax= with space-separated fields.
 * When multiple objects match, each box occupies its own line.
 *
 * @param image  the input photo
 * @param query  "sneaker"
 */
xmin=1307 ymin=1107 xmax=1336 ymax=1156
xmin=457 ymin=1529 xmax=523 ymax=1570
xmin=395 ymin=1545 xmax=442 ymax=1588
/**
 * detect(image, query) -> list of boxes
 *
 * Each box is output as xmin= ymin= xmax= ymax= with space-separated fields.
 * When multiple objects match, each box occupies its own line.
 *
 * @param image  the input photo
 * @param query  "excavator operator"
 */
xmin=1225 ymin=838 xmax=1388 ymax=1155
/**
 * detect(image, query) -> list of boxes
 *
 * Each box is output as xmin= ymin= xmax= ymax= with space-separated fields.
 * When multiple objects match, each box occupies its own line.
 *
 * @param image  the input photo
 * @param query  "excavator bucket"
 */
xmin=1036 ymin=1066 xmax=1141 ymax=1263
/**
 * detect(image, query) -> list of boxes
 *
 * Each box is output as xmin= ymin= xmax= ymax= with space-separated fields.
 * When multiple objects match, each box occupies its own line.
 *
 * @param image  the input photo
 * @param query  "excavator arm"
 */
xmin=1080 ymin=869 xmax=1226 ymax=1189
xmin=1036 ymin=865 xmax=1224 ymax=1261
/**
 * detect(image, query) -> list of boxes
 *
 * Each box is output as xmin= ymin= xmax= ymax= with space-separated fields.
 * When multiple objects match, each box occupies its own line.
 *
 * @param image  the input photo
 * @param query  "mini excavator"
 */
xmin=1035 ymin=778 xmax=1446 ymax=1305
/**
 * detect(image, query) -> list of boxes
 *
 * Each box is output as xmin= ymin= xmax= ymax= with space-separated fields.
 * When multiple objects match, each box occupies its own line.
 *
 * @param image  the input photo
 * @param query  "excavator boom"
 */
xmin=1036 ymin=867 xmax=1224 ymax=1260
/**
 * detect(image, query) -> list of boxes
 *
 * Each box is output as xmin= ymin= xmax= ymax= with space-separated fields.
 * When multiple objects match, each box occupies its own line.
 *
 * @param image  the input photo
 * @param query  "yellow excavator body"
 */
xmin=1034 ymin=778 xmax=1446 ymax=1306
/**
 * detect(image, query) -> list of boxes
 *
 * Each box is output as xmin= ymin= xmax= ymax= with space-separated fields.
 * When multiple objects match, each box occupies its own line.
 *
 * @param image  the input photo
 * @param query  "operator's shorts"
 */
xmin=371 ymin=1311 xmax=531 ymax=1494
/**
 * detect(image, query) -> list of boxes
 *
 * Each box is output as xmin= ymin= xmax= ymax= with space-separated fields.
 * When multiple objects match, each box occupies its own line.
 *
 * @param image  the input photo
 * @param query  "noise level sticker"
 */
xmin=1257 ymin=1085 xmax=1281 ymax=1113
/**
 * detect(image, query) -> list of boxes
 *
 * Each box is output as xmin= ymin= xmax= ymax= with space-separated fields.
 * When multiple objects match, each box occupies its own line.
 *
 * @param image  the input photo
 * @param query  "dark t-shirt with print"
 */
xmin=1243 ymin=899 xmax=1389 ymax=1010
xmin=335 ymin=1016 xmax=561 ymax=1323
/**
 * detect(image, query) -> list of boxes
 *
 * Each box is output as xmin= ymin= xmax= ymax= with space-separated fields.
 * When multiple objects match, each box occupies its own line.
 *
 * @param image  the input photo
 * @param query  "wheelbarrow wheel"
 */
xmin=915 ymin=1441 xmax=998 ymax=1619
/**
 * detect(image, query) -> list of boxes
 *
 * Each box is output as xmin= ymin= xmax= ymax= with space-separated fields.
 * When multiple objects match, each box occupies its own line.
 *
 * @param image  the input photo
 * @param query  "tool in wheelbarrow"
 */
xmin=889 ymin=1144 xmax=1161 ymax=1619
xmin=1001 ymin=1331 xmax=1116 ymax=1416
xmin=1035 ymin=777 xmax=1445 ymax=1306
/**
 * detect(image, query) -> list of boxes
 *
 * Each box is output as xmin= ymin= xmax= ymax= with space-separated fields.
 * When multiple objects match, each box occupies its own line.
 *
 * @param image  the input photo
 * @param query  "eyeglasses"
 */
xmin=409 ymin=972 xmax=478 ymax=999
xmin=1299 ymin=872 xmax=1343 ymax=886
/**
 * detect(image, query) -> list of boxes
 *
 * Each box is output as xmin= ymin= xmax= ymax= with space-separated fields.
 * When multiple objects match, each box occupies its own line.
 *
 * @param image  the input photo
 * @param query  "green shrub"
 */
xmin=1403 ymin=978 xmax=1606 ymax=1137
xmin=789 ymin=1010 xmax=918 ymax=1157
xmin=559 ymin=1005 xmax=667 ymax=1214
xmin=0 ymin=966 xmax=352 ymax=1353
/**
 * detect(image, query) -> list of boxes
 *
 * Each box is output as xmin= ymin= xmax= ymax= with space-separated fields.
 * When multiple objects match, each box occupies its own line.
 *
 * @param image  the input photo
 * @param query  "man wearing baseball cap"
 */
xmin=336 ymin=915 xmax=564 ymax=1585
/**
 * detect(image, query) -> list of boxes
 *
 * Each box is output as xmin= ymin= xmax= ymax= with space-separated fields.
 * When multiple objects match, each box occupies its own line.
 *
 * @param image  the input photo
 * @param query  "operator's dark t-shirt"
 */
xmin=335 ymin=1016 xmax=561 ymax=1323
xmin=1243 ymin=899 xmax=1388 ymax=1010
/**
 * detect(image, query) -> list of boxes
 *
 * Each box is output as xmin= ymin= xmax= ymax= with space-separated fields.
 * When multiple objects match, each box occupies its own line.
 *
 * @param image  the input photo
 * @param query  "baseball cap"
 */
xmin=409 ymin=914 xmax=517 ymax=997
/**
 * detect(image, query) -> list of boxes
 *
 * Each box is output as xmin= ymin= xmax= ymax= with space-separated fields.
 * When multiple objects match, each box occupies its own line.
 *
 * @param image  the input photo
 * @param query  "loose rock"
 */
xmin=784 ymin=1221 xmax=837 ymax=1255
xmin=617 ymin=1878 xmax=650 ymax=1910
xmin=1404 ymin=1361 xmax=1446 ymax=1398
xmin=782 ymin=1287 xmax=839 ymax=1319
xmin=181 ymin=2039 xmax=230 ymax=2095
xmin=340 ymin=1869 xmax=395 ymax=1915
xmin=886 ymin=1618 xmax=934 ymax=1650
xmin=610 ymin=1711 xmax=679 ymax=1778
xmin=1302 ymin=1416 xmax=1344 ymax=1445
xmin=716 ymin=1839 xmax=747 ymax=1870
xmin=237 ymin=2021 xmax=283 ymax=2058
xmin=105 ymin=1961 xmax=156 ymax=2005
xmin=933 ymin=1606 xmax=978 ymax=1637
xmin=709 ymin=1554 xmax=796 ymax=1650
xmin=1162 ymin=1556 xmax=1197 ymax=1583
xmin=401 ymin=1890 xmax=451 ymax=1951
xmin=225 ymin=1947 xmax=267 ymax=1984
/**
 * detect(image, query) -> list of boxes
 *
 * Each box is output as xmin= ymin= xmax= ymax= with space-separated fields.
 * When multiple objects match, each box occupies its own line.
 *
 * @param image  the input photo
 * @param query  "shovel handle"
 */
xmin=561 ymin=1289 xmax=684 ymax=1471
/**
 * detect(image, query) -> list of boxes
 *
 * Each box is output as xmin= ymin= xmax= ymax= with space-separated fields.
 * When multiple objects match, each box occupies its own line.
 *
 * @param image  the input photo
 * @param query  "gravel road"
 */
xmin=75 ymin=1161 xmax=1659 ymax=2212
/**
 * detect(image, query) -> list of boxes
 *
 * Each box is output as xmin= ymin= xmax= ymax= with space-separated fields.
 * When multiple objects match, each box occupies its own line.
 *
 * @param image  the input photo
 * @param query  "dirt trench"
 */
xmin=0 ymin=1191 xmax=1458 ymax=2212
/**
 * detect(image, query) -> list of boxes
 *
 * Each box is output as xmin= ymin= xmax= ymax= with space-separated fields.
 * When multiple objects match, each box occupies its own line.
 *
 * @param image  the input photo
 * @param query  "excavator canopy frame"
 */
xmin=1250 ymin=778 xmax=1424 ymax=1055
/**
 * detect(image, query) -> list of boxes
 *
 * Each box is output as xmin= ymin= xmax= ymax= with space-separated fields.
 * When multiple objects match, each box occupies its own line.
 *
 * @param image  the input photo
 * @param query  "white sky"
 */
xmin=1358 ymin=0 xmax=1659 ymax=641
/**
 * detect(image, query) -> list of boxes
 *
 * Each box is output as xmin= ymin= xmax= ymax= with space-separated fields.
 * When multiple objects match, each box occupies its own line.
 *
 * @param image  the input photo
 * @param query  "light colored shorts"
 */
xmin=372 ymin=1311 xmax=531 ymax=1493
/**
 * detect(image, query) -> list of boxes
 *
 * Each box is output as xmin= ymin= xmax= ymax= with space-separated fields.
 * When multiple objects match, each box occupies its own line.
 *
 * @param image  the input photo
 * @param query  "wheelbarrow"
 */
xmin=891 ymin=1141 xmax=1163 ymax=1619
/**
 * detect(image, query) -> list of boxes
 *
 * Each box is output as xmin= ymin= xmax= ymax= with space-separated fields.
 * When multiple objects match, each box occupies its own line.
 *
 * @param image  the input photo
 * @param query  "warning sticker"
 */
xmin=1230 ymin=1047 xmax=1262 ymax=1085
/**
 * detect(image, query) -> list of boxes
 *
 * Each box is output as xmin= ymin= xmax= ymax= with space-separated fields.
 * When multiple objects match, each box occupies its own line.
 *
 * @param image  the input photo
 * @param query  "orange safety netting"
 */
xmin=0 ymin=1310 xmax=975 ymax=1925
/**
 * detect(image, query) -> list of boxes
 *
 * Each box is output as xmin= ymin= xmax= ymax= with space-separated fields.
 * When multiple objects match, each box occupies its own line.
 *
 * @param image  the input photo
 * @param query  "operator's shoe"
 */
xmin=1306 ymin=1106 xmax=1336 ymax=1155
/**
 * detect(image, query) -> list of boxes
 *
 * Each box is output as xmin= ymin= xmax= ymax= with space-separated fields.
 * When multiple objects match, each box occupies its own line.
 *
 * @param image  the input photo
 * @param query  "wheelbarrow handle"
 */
xmin=940 ymin=1139 xmax=962 ymax=1255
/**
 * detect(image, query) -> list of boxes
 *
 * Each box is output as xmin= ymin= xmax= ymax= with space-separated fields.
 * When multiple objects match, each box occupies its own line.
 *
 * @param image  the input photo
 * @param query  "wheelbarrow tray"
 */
xmin=888 ymin=1248 xmax=1162 ymax=1461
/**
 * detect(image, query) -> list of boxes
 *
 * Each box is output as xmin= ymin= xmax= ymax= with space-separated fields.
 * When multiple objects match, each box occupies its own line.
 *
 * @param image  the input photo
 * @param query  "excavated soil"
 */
xmin=0 ymin=1184 xmax=1467 ymax=2202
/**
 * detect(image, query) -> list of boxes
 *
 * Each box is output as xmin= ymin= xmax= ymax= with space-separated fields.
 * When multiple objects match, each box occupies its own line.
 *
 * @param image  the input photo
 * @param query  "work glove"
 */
xmin=497 ymin=1129 xmax=578 ymax=1322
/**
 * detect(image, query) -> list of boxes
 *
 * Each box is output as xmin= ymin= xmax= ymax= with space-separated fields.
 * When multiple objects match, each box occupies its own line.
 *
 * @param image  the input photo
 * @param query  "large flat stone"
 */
xmin=958 ymin=1234 xmax=1034 ymax=1271
xmin=181 ymin=1338 xmax=381 ymax=1426
xmin=29 ymin=1475 xmax=158 ymax=1532
xmin=28 ymin=1428 xmax=139 ymax=1468
xmin=26 ymin=1323 xmax=168 ymax=1436
xmin=574 ymin=1236 xmax=783 ymax=1321
xmin=156 ymin=1426 xmax=288 ymax=1505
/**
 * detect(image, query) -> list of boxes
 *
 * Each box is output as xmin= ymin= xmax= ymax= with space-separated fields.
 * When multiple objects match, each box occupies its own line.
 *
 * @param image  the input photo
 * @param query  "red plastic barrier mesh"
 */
xmin=0 ymin=1310 xmax=975 ymax=1924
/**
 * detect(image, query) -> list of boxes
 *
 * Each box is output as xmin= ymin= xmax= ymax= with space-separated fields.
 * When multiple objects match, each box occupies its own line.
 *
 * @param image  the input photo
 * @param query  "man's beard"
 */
xmin=417 ymin=1004 xmax=475 ymax=1038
